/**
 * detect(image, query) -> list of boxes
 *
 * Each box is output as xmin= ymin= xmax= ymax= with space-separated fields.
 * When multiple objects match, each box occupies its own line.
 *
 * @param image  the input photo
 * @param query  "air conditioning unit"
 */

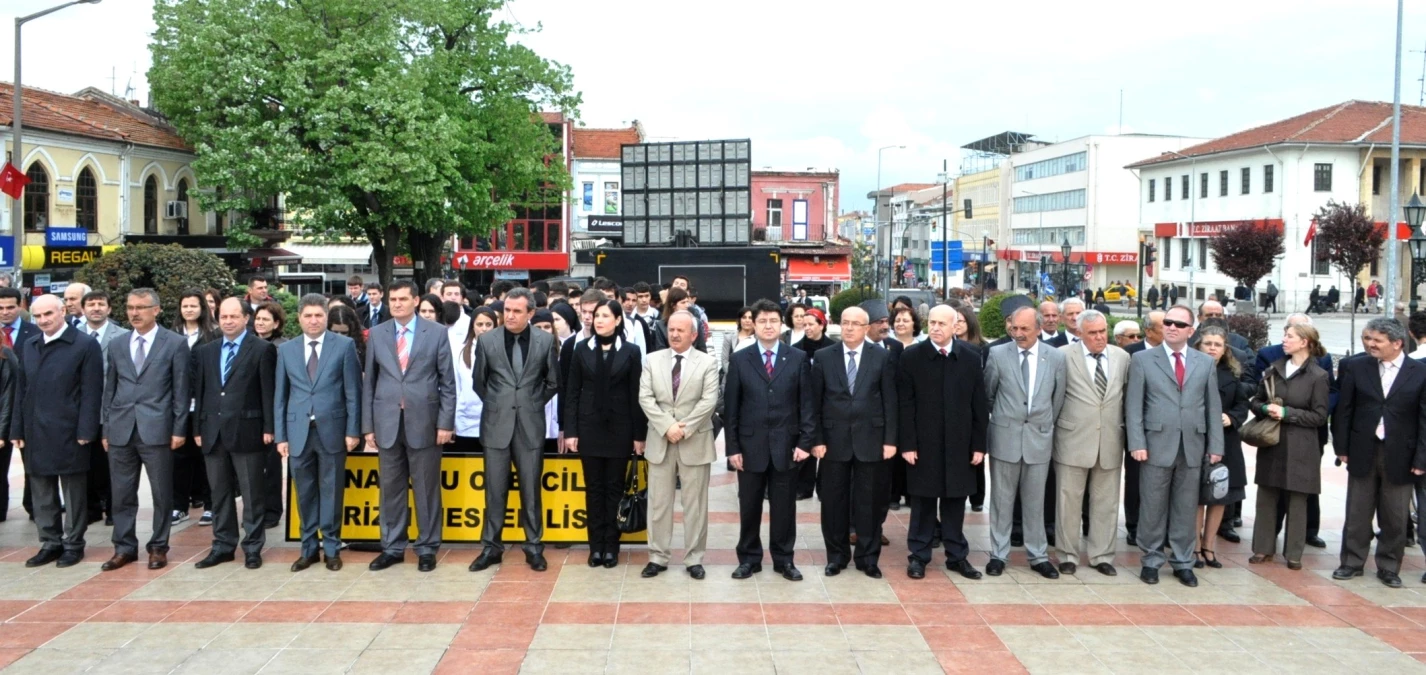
xmin=165 ymin=200 xmax=188 ymax=220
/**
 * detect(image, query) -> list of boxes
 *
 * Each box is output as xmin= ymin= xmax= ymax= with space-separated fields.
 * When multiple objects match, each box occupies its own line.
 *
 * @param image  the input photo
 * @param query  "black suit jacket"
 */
xmin=562 ymin=339 xmax=648 ymax=457
xmin=361 ymin=303 xmax=391 ymax=329
xmin=1041 ymin=331 xmax=1069 ymax=348
xmin=4 ymin=321 xmax=41 ymax=360
xmin=1332 ymin=355 xmax=1426 ymax=485
xmin=1124 ymin=340 xmax=1150 ymax=355
xmin=898 ymin=340 xmax=989 ymax=498
xmin=192 ymin=334 xmax=277 ymax=454
xmin=808 ymin=342 xmax=897 ymax=462
xmin=723 ymin=343 xmax=815 ymax=473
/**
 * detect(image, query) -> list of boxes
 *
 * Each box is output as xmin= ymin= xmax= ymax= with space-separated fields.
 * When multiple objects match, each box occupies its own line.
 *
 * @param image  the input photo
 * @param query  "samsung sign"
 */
xmin=45 ymin=227 xmax=88 ymax=248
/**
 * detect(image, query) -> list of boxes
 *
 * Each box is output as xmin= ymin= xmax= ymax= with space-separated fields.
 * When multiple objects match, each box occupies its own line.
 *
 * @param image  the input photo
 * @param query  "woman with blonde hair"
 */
xmin=1192 ymin=325 xmax=1250 ymax=568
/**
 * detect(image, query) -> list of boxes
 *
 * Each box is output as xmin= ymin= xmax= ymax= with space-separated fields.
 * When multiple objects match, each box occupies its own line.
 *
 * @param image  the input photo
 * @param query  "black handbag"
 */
xmin=1200 ymin=459 xmax=1231 ymax=505
xmin=616 ymin=458 xmax=648 ymax=534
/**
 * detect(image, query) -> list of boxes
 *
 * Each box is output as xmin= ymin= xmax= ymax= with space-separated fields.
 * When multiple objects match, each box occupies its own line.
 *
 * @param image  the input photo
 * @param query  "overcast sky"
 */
xmin=5 ymin=0 xmax=1423 ymax=214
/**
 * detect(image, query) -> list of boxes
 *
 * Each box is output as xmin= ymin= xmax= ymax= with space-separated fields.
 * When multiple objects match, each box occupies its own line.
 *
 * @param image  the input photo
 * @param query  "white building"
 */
xmin=1002 ymin=134 xmax=1205 ymax=295
xmin=568 ymin=124 xmax=643 ymax=275
xmin=1127 ymin=100 xmax=1426 ymax=313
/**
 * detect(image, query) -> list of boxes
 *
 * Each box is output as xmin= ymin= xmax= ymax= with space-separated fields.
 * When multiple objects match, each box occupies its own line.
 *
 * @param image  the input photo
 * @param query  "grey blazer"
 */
xmin=983 ymin=340 xmax=1066 ymax=465
xmin=474 ymin=326 xmax=560 ymax=450
xmin=1054 ymin=343 xmax=1131 ymax=470
xmin=1126 ymin=345 xmax=1224 ymax=468
xmin=102 ymin=326 xmax=190 ymax=447
xmin=274 ymin=332 xmax=363 ymax=456
xmin=361 ymin=317 xmax=457 ymax=449
xmin=86 ymin=321 xmax=125 ymax=374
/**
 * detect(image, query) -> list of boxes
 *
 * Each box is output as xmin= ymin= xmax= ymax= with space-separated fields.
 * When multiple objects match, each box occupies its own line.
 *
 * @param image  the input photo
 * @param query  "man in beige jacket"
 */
xmin=637 ymin=311 xmax=721 ymax=580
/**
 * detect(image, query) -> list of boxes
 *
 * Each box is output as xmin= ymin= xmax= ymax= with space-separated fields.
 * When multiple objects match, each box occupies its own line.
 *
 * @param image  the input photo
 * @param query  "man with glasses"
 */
xmin=1126 ymin=305 xmax=1223 ymax=587
xmin=1113 ymin=321 xmax=1142 ymax=349
xmin=101 ymin=289 xmax=191 ymax=571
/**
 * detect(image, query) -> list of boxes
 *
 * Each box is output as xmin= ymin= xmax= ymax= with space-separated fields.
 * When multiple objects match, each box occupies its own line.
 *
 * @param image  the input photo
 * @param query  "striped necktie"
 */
xmin=1092 ymin=353 xmax=1107 ymax=399
xmin=222 ymin=341 xmax=236 ymax=386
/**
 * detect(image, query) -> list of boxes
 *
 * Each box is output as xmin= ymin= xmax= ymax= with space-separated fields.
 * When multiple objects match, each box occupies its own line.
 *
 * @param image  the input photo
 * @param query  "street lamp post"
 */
xmin=875 ymin=144 xmax=905 ymax=296
xmin=1165 ymin=150 xmax=1197 ymax=305
xmin=1060 ymin=236 xmax=1073 ymax=302
xmin=1406 ymin=193 xmax=1426 ymax=313
xmin=11 ymin=0 xmax=104 ymax=235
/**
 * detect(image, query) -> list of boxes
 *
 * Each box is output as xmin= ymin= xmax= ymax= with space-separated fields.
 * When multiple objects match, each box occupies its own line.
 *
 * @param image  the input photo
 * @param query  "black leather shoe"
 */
xmin=796 ymin=490 xmax=814 ymax=501
xmin=588 ymin=552 xmax=604 ymax=568
xmin=907 ymin=559 xmax=927 ymax=579
xmin=1059 ymin=562 xmax=1077 ymax=575
xmin=824 ymin=563 xmax=842 ymax=577
xmin=602 ymin=553 xmax=619 ymax=569
xmin=1217 ymin=527 xmax=1241 ymax=544
xmin=526 ymin=552 xmax=548 ymax=572
xmin=468 ymin=550 xmax=502 ymax=572
xmin=774 ymin=563 xmax=803 ymax=581
xmin=417 ymin=555 xmax=436 ymax=572
xmin=641 ymin=562 xmax=667 ymax=578
xmin=1031 ymin=562 xmax=1060 ymax=579
xmin=862 ymin=564 xmax=882 ymax=579
xmin=1379 ymin=570 xmax=1404 ymax=588
xmin=1093 ymin=563 xmax=1118 ymax=577
xmin=1332 ymin=566 xmax=1364 ymax=581
xmin=24 ymin=548 xmax=61 ymax=568
xmin=687 ymin=565 xmax=705 ymax=580
xmin=986 ymin=559 xmax=1006 ymax=576
xmin=194 ymin=551 xmax=235 ymax=569
xmin=1010 ymin=532 xmax=1024 ymax=547
xmin=731 ymin=563 xmax=762 ymax=579
xmin=971 ymin=504 xmax=984 ymax=512
xmin=1420 ymin=571 xmax=1426 ymax=585
xmin=1046 ymin=530 xmax=1056 ymax=548
xmin=56 ymin=551 xmax=83 ymax=568
xmin=1306 ymin=536 xmax=1327 ymax=549
xmin=368 ymin=553 xmax=404 ymax=571
xmin=948 ymin=559 xmax=982 ymax=580
xmin=1173 ymin=569 xmax=1198 ymax=587
xmin=1126 ymin=531 xmax=1137 ymax=547
xmin=931 ymin=530 xmax=942 ymax=549
xmin=244 ymin=553 xmax=262 ymax=570
xmin=325 ymin=555 xmax=342 ymax=571
xmin=291 ymin=554 xmax=321 ymax=572
xmin=1140 ymin=567 xmax=1160 ymax=585
xmin=1232 ymin=517 xmax=1243 ymax=527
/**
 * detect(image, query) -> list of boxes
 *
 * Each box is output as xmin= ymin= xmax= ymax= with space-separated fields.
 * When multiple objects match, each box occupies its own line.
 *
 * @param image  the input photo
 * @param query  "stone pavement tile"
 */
xmin=542 ymin=602 xmax=617 ymax=624
xmin=0 ymin=599 xmax=37 ymax=620
xmin=605 ymin=648 xmax=692 ymax=674
xmin=1184 ymin=604 xmax=1274 ymax=626
xmin=0 ymin=577 xmax=92 ymax=601
xmin=1221 ymin=625 xmax=1316 ymax=652
xmin=480 ymin=580 xmax=556 ymax=603
xmin=1 ymin=646 xmax=113 ymax=674
xmin=1173 ymin=650 xmax=1264 ymax=672
xmin=768 ymin=649 xmax=861 ymax=675
xmin=1325 ymin=603 xmax=1421 ymax=629
xmin=823 ymin=579 xmax=900 ymax=603
xmin=1331 ymin=649 xmax=1426 ymax=670
xmin=473 ymin=600 xmax=547 ymax=627
xmin=1293 ymin=626 xmax=1398 ymax=652
xmin=1024 ymin=585 xmax=1105 ymax=606
xmin=1095 ymin=648 xmax=1193 ymax=673
xmin=935 ymin=649 xmax=1026 ymax=674
xmin=1140 ymin=626 xmax=1242 ymax=653
xmin=291 ymin=621 xmax=383 ymax=650
xmin=904 ymin=603 xmax=986 ymax=626
xmin=992 ymin=626 xmax=1088 ymax=652
xmin=335 ymin=580 xmax=415 ymax=602
xmin=974 ymin=604 xmax=1058 ymax=625
xmin=44 ymin=621 xmax=149 ymax=649
xmin=751 ymin=580 xmax=829 ymax=603
xmin=266 ymin=581 xmax=352 ymax=602
xmin=87 ymin=599 xmax=187 ymax=622
xmin=10 ymin=598 xmax=112 ymax=622
xmin=918 ymin=625 xmax=1005 ymax=651
xmin=841 ymin=624 xmax=928 ymax=651
xmin=550 ymin=580 xmax=623 ymax=603
xmin=528 ymin=624 xmax=615 ymax=651
xmin=690 ymin=649 xmax=776 ymax=674
xmin=366 ymin=622 xmax=460 ymax=650
xmin=0 ymin=621 xmax=73 ymax=648
xmin=520 ymin=648 xmax=608 ymax=674
xmin=1394 ymin=606 xmax=1426 ymax=627
xmin=610 ymin=623 xmax=690 ymax=650
xmin=347 ymin=646 xmax=445 ymax=674
xmin=1259 ymin=648 xmax=1363 ymax=670
xmin=690 ymin=624 xmax=769 ymax=649
xmin=689 ymin=602 xmax=762 ymax=624
xmin=1362 ymin=626 xmax=1426 ymax=653
xmin=1155 ymin=586 xmax=1240 ymax=605
xmin=313 ymin=600 xmax=402 ymax=623
xmin=1043 ymin=603 xmax=1131 ymax=626
xmin=194 ymin=579 xmax=281 ymax=602
xmin=433 ymin=648 xmax=525 ymax=675
xmin=1089 ymin=585 xmax=1175 ymax=605
xmin=832 ymin=602 xmax=911 ymax=625
xmin=1112 ymin=604 xmax=1205 ymax=626
xmin=956 ymin=583 xmax=1037 ymax=604
xmin=162 ymin=599 xmax=258 ymax=623
xmin=853 ymin=649 xmax=945 ymax=674
xmin=616 ymin=601 xmax=690 ymax=624
xmin=1064 ymin=625 xmax=1160 ymax=653
xmin=54 ymin=578 xmax=148 ymax=601
xmin=406 ymin=581 xmax=490 ymax=603
xmin=238 ymin=600 xmax=330 ymax=623
xmin=1012 ymin=649 xmax=1106 ymax=675
xmin=0 ymin=647 xmax=28 ymax=669
xmin=687 ymin=579 xmax=761 ymax=603
xmin=94 ymin=647 xmax=196 ymax=675
xmin=1254 ymin=604 xmax=1348 ymax=627
xmin=448 ymin=623 xmax=536 ymax=651
xmin=761 ymin=602 xmax=838 ymax=625
xmin=260 ymin=647 xmax=364 ymax=674
xmin=766 ymin=624 xmax=847 ymax=650
xmin=1351 ymin=586 xmax=1426 ymax=608
xmin=889 ymin=579 xmax=968 ymax=604
xmin=126 ymin=579 xmax=218 ymax=601
xmin=126 ymin=621 xmax=227 ymax=649
xmin=207 ymin=622 xmax=302 ymax=649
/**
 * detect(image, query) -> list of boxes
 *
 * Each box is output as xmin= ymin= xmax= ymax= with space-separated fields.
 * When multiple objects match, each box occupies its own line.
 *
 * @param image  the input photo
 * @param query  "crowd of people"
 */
xmin=4 ymin=274 xmax=1425 ymax=591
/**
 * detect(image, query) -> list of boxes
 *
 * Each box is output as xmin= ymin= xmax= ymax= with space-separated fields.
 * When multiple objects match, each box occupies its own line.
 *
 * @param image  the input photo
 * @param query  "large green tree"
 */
xmin=149 ymin=0 xmax=580 ymax=286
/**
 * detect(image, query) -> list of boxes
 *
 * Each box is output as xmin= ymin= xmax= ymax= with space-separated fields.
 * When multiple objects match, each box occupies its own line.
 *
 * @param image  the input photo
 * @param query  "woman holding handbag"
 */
xmin=562 ymin=300 xmax=648 ymax=569
xmin=1193 ymin=326 xmax=1249 ymax=568
xmin=1248 ymin=324 xmax=1330 ymax=570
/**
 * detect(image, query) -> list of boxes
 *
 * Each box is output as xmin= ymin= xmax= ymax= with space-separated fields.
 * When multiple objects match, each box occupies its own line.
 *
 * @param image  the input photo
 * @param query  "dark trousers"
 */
xmin=31 ymin=471 xmax=87 ymax=552
xmin=888 ymin=454 xmax=907 ymax=504
xmin=819 ymin=458 xmax=888 ymax=567
xmin=969 ymin=462 xmax=986 ymax=509
xmin=580 ymin=455 xmax=627 ymax=557
xmin=378 ymin=413 xmax=444 ymax=557
xmin=796 ymin=456 xmax=818 ymax=497
xmin=86 ymin=438 xmax=111 ymax=519
xmin=289 ymin=445 xmax=347 ymax=559
xmin=736 ymin=463 xmax=798 ymax=566
xmin=1124 ymin=451 xmax=1141 ymax=533
xmin=172 ymin=434 xmax=210 ymax=511
xmin=109 ymin=443 xmax=174 ymax=555
xmin=0 ymin=443 xmax=15 ymax=519
xmin=1341 ymin=445 xmax=1413 ymax=574
xmin=1275 ymin=493 xmax=1320 ymax=539
xmin=205 ymin=442 xmax=267 ymax=556
xmin=1255 ymin=486 xmax=1307 ymax=561
xmin=909 ymin=496 xmax=969 ymax=564
xmin=262 ymin=444 xmax=284 ymax=525
xmin=481 ymin=438 xmax=545 ymax=556
xmin=444 ymin=435 xmax=485 ymax=454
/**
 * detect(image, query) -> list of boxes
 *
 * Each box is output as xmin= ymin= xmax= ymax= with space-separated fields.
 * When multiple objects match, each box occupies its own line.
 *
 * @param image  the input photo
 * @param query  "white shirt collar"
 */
xmin=42 ymin=325 xmax=66 ymax=344
xmin=1383 ymin=351 xmax=1407 ymax=370
xmin=303 ymin=332 xmax=326 ymax=348
xmin=1410 ymin=345 xmax=1426 ymax=361
xmin=131 ymin=324 xmax=159 ymax=344
xmin=842 ymin=340 xmax=866 ymax=357
xmin=1019 ymin=341 xmax=1040 ymax=357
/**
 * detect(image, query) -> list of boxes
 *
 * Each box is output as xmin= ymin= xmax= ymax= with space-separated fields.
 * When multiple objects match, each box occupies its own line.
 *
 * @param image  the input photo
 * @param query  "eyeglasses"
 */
xmin=1121 ymin=333 xmax=1142 ymax=340
xmin=1162 ymin=319 xmax=1192 ymax=329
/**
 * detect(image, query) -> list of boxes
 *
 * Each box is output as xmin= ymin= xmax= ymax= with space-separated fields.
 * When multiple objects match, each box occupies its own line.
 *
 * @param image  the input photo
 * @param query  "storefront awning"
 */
xmin=787 ymin=257 xmax=850 ymax=283
xmin=243 ymin=248 xmax=302 ymax=265
xmin=283 ymin=243 xmax=373 ymax=266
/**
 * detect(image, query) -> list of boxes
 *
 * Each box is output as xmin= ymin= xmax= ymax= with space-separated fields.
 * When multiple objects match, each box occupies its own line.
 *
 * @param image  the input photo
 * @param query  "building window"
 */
xmin=581 ymin=182 xmax=594 ymax=212
xmin=22 ymin=163 xmax=49 ymax=231
xmin=1241 ymin=167 xmax=1250 ymax=195
xmin=176 ymin=179 xmax=191 ymax=234
xmin=1163 ymin=238 xmax=1172 ymax=269
xmin=1165 ymin=176 xmax=1172 ymax=201
xmin=1181 ymin=237 xmax=1192 ymax=268
xmin=1372 ymin=164 xmax=1380 ymax=195
xmin=1219 ymin=170 xmax=1228 ymax=197
xmin=1314 ymin=163 xmax=1332 ymax=191
xmin=767 ymin=199 xmax=783 ymax=228
xmin=1148 ymin=178 xmax=1155 ymax=202
xmin=143 ymin=175 xmax=159 ymax=234
xmin=76 ymin=167 xmax=98 ymax=232
xmin=1013 ymin=151 xmax=1087 ymax=182
xmin=1198 ymin=239 xmax=1208 ymax=270
xmin=1264 ymin=165 xmax=1274 ymax=193
xmin=1181 ymin=175 xmax=1189 ymax=201
xmin=1199 ymin=173 xmax=1207 ymax=199
xmin=1310 ymin=236 xmax=1330 ymax=275
xmin=1011 ymin=189 xmax=1086 ymax=213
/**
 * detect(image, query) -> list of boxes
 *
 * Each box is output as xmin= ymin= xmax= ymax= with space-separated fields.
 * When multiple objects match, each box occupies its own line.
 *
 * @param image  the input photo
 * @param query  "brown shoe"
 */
xmin=1286 ymin=560 xmax=1303 ymax=570
xmin=147 ymin=551 xmax=168 ymax=570
xmin=101 ymin=553 xmax=137 ymax=572
xmin=290 ymin=554 xmax=321 ymax=573
xmin=325 ymin=555 xmax=343 ymax=572
xmin=1248 ymin=554 xmax=1274 ymax=565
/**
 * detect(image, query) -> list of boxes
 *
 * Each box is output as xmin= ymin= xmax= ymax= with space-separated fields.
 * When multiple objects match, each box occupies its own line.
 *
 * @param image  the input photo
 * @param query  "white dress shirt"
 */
xmin=304 ymin=332 xmax=326 ymax=364
xmin=1162 ymin=342 xmax=1191 ymax=381
xmin=1379 ymin=352 xmax=1407 ymax=439
xmin=1019 ymin=341 xmax=1040 ymax=412
xmin=130 ymin=324 xmax=160 ymax=364
xmin=1082 ymin=342 xmax=1109 ymax=387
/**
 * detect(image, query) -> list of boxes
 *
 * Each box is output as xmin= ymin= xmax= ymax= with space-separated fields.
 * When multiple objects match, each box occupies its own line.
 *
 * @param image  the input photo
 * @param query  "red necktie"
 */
xmin=764 ymin=350 xmax=774 ymax=376
xmin=1 ymin=326 xmax=10 ymax=348
xmin=1173 ymin=351 xmax=1185 ymax=390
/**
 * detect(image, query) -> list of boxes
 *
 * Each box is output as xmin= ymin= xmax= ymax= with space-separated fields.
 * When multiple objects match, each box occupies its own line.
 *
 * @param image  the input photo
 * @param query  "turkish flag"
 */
xmin=1303 ymin=220 xmax=1317 ymax=247
xmin=0 ymin=163 xmax=28 ymax=200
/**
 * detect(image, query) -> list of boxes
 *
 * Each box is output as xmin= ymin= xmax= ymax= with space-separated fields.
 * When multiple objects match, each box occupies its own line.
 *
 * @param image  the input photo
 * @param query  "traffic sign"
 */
xmin=0 ymin=236 xmax=13 ymax=269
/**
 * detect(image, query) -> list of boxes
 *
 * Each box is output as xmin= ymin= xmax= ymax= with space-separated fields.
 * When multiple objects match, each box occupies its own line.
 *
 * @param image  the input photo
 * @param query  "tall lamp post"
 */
xmin=875 ymin=144 xmax=905 ymax=296
xmin=1060 ymin=236 xmax=1073 ymax=302
xmin=1406 ymin=193 xmax=1426 ymax=313
xmin=11 ymin=0 xmax=104 ymax=235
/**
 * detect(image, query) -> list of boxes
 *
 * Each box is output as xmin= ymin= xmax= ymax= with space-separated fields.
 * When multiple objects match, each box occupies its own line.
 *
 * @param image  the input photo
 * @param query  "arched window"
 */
xmin=143 ymin=175 xmax=158 ymax=234
xmin=76 ymin=167 xmax=98 ymax=232
xmin=22 ymin=163 xmax=49 ymax=231
xmin=176 ymin=178 xmax=190 ymax=234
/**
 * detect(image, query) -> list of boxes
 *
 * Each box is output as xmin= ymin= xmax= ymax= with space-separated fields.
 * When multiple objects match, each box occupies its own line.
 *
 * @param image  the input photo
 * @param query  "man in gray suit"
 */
xmin=101 ymin=288 xmax=190 ymax=571
xmin=471 ymin=287 xmax=561 ymax=573
xmin=81 ymin=290 xmax=123 ymax=525
xmin=1126 ymin=304 xmax=1223 ymax=587
xmin=984 ymin=306 xmax=1066 ymax=579
xmin=276 ymin=295 xmax=363 ymax=572
xmin=362 ymin=280 xmax=457 ymax=573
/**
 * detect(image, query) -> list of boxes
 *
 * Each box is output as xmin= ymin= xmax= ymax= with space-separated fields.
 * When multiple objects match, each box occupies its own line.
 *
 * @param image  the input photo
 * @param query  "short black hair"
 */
xmin=593 ymin=277 xmax=617 ymax=293
xmin=1410 ymin=311 xmax=1426 ymax=341
xmin=82 ymin=290 xmax=110 ymax=306
xmin=533 ymin=291 xmax=548 ymax=308
xmin=548 ymin=281 xmax=569 ymax=296
xmin=441 ymin=280 xmax=465 ymax=294
xmin=531 ymin=280 xmax=550 ymax=294
xmin=490 ymin=280 xmax=515 ymax=297
xmin=364 ymin=282 xmax=383 ymax=292
xmin=631 ymin=281 xmax=651 ymax=295
xmin=346 ymin=275 xmax=365 ymax=286
xmin=0 ymin=287 xmax=26 ymax=303
xmin=752 ymin=298 xmax=782 ymax=322
xmin=784 ymin=302 xmax=807 ymax=327
xmin=388 ymin=280 xmax=419 ymax=298
xmin=672 ymin=274 xmax=690 ymax=285
xmin=247 ymin=273 xmax=269 ymax=286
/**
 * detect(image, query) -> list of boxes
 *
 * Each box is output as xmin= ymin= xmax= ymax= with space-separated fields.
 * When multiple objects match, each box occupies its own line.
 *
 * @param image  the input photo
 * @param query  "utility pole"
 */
xmin=940 ymin=159 xmax=949 ymax=299
xmin=1387 ymin=0 xmax=1405 ymax=318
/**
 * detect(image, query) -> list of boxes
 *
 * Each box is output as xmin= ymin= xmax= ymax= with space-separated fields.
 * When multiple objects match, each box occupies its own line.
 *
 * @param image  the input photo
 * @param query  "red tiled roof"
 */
xmin=572 ymin=126 xmax=642 ymax=159
xmin=0 ymin=83 xmax=191 ymax=152
xmin=1128 ymin=100 xmax=1426 ymax=168
xmin=885 ymin=182 xmax=938 ymax=193
xmin=540 ymin=111 xmax=565 ymax=124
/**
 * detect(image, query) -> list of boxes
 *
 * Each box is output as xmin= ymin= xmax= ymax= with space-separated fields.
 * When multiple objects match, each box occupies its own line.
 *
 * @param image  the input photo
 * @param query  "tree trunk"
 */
xmin=407 ymin=229 xmax=447 ymax=289
xmin=366 ymin=224 xmax=400 ymax=289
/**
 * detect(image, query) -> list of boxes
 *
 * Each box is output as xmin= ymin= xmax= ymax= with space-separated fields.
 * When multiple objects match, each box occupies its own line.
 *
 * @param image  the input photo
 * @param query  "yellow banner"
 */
xmin=286 ymin=454 xmax=648 ymax=544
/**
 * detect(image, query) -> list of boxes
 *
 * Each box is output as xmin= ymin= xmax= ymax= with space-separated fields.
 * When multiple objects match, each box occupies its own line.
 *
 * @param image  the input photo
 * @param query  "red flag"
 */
xmin=0 ymin=163 xmax=28 ymax=200
xmin=1303 ymin=220 xmax=1317 ymax=247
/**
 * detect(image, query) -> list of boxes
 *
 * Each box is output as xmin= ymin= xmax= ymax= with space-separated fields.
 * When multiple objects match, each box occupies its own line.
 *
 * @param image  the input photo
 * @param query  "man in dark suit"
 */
xmin=1332 ymin=318 xmax=1426 ymax=588
xmin=0 ymin=287 xmax=42 ymax=521
xmin=809 ymin=306 xmax=898 ymax=578
xmin=1038 ymin=301 xmax=1069 ymax=347
xmin=859 ymin=299 xmax=904 ymax=519
xmin=191 ymin=298 xmax=277 ymax=570
xmin=276 ymin=295 xmax=363 ymax=572
xmin=362 ymin=282 xmax=391 ymax=329
xmin=13 ymin=295 xmax=102 ymax=567
xmin=101 ymin=288 xmax=190 ymax=571
xmin=725 ymin=298 xmax=815 ymax=581
xmin=78 ymin=290 xmax=123 ymax=525
xmin=363 ymin=280 xmax=457 ymax=573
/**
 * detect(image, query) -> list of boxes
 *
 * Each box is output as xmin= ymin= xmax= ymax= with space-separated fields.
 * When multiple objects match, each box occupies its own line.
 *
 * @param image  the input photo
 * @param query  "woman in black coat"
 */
xmin=562 ymin=300 xmax=648 ymax=569
xmin=1193 ymin=325 xmax=1248 ymax=569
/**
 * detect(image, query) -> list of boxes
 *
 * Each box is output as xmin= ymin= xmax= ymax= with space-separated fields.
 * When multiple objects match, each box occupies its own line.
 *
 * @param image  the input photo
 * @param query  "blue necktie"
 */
xmin=222 ymin=341 xmax=236 ymax=386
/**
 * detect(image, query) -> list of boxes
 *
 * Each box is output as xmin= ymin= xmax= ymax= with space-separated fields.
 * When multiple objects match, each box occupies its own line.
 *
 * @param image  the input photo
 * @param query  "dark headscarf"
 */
xmin=549 ymin=301 xmax=579 ymax=337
